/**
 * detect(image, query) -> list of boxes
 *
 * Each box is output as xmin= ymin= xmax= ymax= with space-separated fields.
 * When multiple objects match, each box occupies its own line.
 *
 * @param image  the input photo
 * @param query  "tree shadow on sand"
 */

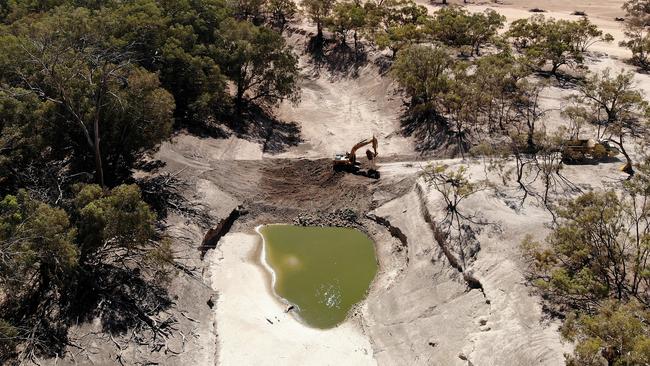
xmin=537 ymin=70 xmax=584 ymax=89
xmin=0 ymin=264 xmax=174 ymax=364
xmin=69 ymin=265 xmax=173 ymax=337
xmin=373 ymin=55 xmax=395 ymax=76
xmin=400 ymin=105 xmax=459 ymax=154
xmin=306 ymin=36 xmax=369 ymax=78
xmin=173 ymin=101 xmax=302 ymax=155
xmin=227 ymin=101 xmax=303 ymax=154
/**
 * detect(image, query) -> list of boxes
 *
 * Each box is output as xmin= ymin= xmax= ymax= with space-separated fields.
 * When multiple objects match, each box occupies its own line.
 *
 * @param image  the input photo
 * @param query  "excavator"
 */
xmin=332 ymin=135 xmax=380 ymax=179
xmin=561 ymin=138 xmax=620 ymax=164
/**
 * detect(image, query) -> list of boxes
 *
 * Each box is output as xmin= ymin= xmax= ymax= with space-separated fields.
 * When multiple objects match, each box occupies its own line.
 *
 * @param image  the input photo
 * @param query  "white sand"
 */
xmin=273 ymin=29 xmax=415 ymax=160
xmin=207 ymin=232 xmax=376 ymax=366
xmin=158 ymin=133 xmax=264 ymax=165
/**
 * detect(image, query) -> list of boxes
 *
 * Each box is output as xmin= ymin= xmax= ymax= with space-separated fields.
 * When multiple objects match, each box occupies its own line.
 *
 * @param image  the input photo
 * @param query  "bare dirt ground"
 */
xmin=40 ymin=1 xmax=650 ymax=365
xmin=476 ymin=0 xmax=626 ymax=20
xmin=274 ymin=25 xmax=416 ymax=159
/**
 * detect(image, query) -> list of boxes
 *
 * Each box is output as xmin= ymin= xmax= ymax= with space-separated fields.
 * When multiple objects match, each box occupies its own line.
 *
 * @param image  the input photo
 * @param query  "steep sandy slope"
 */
xmin=365 ymin=157 xmax=626 ymax=365
xmin=366 ymin=188 xmax=486 ymax=365
xmin=274 ymin=28 xmax=416 ymax=159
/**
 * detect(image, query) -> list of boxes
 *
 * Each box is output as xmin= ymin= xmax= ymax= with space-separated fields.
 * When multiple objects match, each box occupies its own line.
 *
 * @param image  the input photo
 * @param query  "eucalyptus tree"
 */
xmin=620 ymin=0 xmax=650 ymax=68
xmin=507 ymin=15 xmax=612 ymax=78
xmin=566 ymin=69 xmax=650 ymax=175
xmin=391 ymin=44 xmax=454 ymax=107
xmin=364 ymin=0 xmax=428 ymax=58
xmin=265 ymin=0 xmax=298 ymax=30
xmin=219 ymin=19 xmax=300 ymax=112
xmin=427 ymin=6 xmax=505 ymax=56
xmin=302 ymin=0 xmax=337 ymax=42
xmin=326 ymin=1 xmax=367 ymax=51
xmin=0 ymin=7 xmax=175 ymax=186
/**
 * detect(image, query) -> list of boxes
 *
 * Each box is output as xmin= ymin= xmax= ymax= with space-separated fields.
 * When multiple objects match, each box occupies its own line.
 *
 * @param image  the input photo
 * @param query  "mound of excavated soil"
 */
xmin=259 ymin=159 xmax=374 ymax=210
xmin=200 ymin=158 xmax=376 ymax=215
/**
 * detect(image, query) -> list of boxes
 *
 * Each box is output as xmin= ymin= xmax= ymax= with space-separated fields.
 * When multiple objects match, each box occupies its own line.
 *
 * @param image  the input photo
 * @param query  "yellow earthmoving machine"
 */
xmin=561 ymin=139 xmax=620 ymax=164
xmin=333 ymin=135 xmax=380 ymax=179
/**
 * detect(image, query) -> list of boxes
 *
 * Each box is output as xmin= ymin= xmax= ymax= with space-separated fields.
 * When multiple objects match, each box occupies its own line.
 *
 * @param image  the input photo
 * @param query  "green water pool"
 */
xmin=259 ymin=225 xmax=378 ymax=329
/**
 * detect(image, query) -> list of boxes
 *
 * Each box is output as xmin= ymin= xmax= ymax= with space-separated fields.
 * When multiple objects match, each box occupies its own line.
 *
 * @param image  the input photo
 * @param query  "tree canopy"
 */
xmin=621 ymin=0 xmax=650 ymax=68
xmin=507 ymin=15 xmax=612 ymax=77
xmin=427 ymin=6 xmax=505 ymax=56
xmin=364 ymin=0 xmax=428 ymax=58
xmin=524 ymin=169 xmax=650 ymax=364
xmin=0 ymin=183 xmax=169 ymax=362
xmin=391 ymin=44 xmax=453 ymax=108
xmin=301 ymin=0 xmax=336 ymax=41
xmin=219 ymin=19 xmax=300 ymax=109
xmin=562 ymin=300 xmax=650 ymax=366
xmin=0 ymin=0 xmax=301 ymax=362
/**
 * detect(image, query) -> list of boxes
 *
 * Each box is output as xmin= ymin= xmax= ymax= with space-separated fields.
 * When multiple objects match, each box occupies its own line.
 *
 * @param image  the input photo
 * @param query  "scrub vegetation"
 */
xmin=524 ymin=163 xmax=650 ymax=365
xmin=0 ymin=0 xmax=301 ymax=363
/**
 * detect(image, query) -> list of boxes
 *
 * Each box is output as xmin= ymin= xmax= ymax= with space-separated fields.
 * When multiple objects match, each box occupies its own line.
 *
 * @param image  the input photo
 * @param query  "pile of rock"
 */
xmin=293 ymin=208 xmax=361 ymax=228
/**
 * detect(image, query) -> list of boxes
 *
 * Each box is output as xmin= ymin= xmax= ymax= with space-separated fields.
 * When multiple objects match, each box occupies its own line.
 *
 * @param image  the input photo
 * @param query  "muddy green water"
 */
xmin=259 ymin=225 xmax=378 ymax=329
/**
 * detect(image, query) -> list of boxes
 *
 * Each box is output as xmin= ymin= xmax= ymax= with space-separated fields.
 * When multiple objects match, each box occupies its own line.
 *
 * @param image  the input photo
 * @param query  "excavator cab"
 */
xmin=332 ymin=136 xmax=380 ymax=179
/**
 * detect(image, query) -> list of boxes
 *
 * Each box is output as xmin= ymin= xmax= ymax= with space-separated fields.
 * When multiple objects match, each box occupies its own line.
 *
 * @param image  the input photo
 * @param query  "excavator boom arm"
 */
xmin=349 ymin=136 xmax=378 ymax=157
